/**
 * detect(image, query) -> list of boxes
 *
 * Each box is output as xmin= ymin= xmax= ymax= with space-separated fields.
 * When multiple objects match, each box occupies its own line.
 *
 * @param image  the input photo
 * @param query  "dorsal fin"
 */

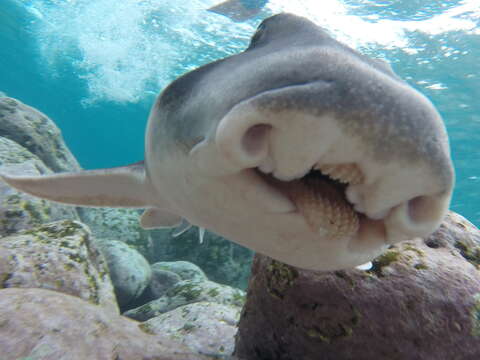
xmin=0 ymin=161 xmax=158 ymax=208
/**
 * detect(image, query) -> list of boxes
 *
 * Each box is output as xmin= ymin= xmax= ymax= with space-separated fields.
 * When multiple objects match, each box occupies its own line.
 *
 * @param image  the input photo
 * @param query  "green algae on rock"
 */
xmin=124 ymin=278 xmax=245 ymax=322
xmin=95 ymin=239 xmax=152 ymax=308
xmin=0 ymin=220 xmax=118 ymax=313
xmin=78 ymin=207 xmax=154 ymax=260
xmin=143 ymin=301 xmax=241 ymax=357
xmin=151 ymin=228 xmax=253 ymax=289
xmin=151 ymin=261 xmax=208 ymax=283
xmin=0 ymin=137 xmax=79 ymax=236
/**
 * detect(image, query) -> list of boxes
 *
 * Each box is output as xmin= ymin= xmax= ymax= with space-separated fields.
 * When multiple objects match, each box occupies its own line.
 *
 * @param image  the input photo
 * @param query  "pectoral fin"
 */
xmin=140 ymin=208 xmax=182 ymax=229
xmin=172 ymin=219 xmax=193 ymax=237
xmin=0 ymin=161 xmax=158 ymax=208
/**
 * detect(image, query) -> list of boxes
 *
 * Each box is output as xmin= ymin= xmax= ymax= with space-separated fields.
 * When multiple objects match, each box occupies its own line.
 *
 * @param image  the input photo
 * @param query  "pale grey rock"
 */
xmin=152 ymin=228 xmax=253 ymax=289
xmin=0 ymin=137 xmax=79 ymax=236
xmin=96 ymin=239 xmax=152 ymax=307
xmin=124 ymin=279 xmax=246 ymax=321
xmin=0 ymin=97 xmax=80 ymax=172
xmin=77 ymin=207 xmax=154 ymax=260
xmin=0 ymin=288 xmax=213 ymax=360
xmin=0 ymin=220 xmax=118 ymax=313
xmin=152 ymin=261 xmax=208 ymax=282
xmin=144 ymin=301 xmax=240 ymax=357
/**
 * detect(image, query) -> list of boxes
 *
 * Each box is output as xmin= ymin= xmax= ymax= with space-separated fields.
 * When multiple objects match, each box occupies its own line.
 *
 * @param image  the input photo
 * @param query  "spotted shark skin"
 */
xmin=0 ymin=14 xmax=454 ymax=271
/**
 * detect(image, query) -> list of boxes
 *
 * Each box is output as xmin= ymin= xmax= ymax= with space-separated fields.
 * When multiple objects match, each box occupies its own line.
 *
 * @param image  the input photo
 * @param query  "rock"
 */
xmin=78 ymin=207 xmax=154 ymax=260
xmin=144 ymin=301 xmax=240 ymax=357
xmin=235 ymin=211 xmax=480 ymax=360
xmin=0 ymin=137 xmax=79 ymax=236
xmin=425 ymin=211 xmax=480 ymax=260
xmin=0 ymin=287 xmax=214 ymax=360
xmin=0 ymin=97 xmax=80 ymax=173
xmin=152 ymin=261 xmax=208 ymax=282
xmin=96 ymin=239 xmax=152 ymax=307
xmin=124 ymin=279 xmax=246 ymax=321
xmin=0 ymin=135 xmax=49 ymax=169
xmin=149 ymin=268 xmax=183 ymax=299
xmin=152 ymin=228 xmax=253 ymax=289
xmin=0 ymin=220 xmax=118 ymax=313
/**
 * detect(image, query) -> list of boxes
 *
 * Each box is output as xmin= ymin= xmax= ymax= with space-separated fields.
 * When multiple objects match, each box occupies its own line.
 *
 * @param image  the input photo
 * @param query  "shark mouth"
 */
xmin=257 ymin=163 xmax=366 ymax=239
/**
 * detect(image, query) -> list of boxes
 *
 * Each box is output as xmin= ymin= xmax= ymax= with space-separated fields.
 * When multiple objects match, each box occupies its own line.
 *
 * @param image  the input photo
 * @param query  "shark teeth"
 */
xmin=314 ymin=163 xmax=364 ymax=185
xmin=286 ymin=176 xmax=360 ymax=239
xmin=258 ymin=157 xmax=275 ymax=174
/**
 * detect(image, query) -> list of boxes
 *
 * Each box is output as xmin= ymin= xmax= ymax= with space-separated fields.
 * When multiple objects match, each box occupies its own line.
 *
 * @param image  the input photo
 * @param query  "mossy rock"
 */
xmin=0 ymin=138 xmax=79 ymax=236
xmin=0 ymin=97 xmax=80 ymax=173
xmin=96 ymin=239 xmax=151 ymax=308
xmin=124 ymin=279 xmax=245 ymax=322
xmin=0 ymin=220 xmax=118 ymax=313
xmin=78 ymin=207 xmax=153 ymax=260
xmin=151 ymin=227 xmax=253 ymax=289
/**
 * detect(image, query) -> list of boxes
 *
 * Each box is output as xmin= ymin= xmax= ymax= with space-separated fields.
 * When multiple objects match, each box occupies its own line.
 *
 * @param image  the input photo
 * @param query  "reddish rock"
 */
xmin=235 ymin=212 xmax=480 ymax=360
xmin=0 ymin=288 xmax=214 ymax=360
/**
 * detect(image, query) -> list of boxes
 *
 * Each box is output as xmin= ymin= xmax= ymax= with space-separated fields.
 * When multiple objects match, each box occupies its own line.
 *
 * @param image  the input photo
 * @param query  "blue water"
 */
xmin=1 ymin=0 xmax=479 ymax=225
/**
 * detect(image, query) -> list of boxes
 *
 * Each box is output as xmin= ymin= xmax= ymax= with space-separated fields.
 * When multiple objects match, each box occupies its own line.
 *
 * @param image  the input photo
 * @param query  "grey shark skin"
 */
xmin=1 ymin=14 xmax=454 ymax=271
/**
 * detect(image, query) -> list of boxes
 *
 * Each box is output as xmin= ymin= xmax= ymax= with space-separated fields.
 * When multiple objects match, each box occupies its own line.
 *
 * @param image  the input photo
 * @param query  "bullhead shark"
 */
xmin=0 ymin=14 xmax=454 ymax=271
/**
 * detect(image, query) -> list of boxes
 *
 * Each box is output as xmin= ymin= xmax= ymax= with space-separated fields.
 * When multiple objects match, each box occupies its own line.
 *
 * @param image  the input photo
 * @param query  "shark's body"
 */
xmin=1 ymin=14 xmax=454 ymax=271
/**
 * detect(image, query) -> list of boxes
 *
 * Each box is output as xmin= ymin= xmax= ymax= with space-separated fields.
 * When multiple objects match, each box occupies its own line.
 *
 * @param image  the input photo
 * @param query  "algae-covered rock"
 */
xmin=0 ymin=288 xmax=213 ymax=360
xmin=235 ymin=211 xmax=480 ymax=360
xmin=78 ymin=207 xmax=154 ymax=260
xmin=0 ymin=220 xmax=118 ymax=312
xmin=96 ymin=239 xmax=152 ymax=307
xmin=152 ymin=228 xmax=253 ymax=289
xmin=149 ymin=267 xmax=183 ymax=299
xmin=124 ymin=279 xmax=246 ymax=321
xmin=152 ymin=261 xmax=208 ymax=283
xmin=0 ymin=97 xmax=80 ymax=173
xmin=144 ymin=301 xmax=240 ymax=357
xmin=0 ymin=137 xmax=79 ymax=236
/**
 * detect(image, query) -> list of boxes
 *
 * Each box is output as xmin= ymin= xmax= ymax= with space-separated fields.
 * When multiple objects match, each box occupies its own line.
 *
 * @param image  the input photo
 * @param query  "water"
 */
xmin=1 ymin=0 xmax=479 ymax=225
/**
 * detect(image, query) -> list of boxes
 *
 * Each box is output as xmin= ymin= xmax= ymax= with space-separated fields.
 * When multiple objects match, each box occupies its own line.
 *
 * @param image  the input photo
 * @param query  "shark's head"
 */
xmin=1 ymin=14 xmax=454 ymax=271
xmin=146 ymin=13 xmax=454 ymax=270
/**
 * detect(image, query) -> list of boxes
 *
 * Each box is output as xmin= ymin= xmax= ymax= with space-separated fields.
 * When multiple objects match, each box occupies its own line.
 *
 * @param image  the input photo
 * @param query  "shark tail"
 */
xmin=207 ymin=0 xmax=263 ymax=22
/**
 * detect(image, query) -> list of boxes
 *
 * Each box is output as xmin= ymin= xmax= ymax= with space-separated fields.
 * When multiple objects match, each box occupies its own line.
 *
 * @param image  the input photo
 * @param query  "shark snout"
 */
xmin=215 ymin=81 xmax=454 ymax=248
xmin=346 ymin=174 xmax=452 ymax=245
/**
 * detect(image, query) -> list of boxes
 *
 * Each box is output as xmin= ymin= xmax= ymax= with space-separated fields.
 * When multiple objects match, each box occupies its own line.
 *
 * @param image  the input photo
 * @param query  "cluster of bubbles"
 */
xmin=25 ymin=0 xmax=479 ymax=106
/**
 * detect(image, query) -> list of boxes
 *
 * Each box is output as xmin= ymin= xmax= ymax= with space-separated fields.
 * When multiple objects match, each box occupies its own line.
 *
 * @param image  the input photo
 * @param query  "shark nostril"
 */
xmin=385 ymin=193 xmax=449 ymax=244
xmin=407 ymin=195 xmax=441 ymax=224
xmin=242 ymin=124 xmax=271 ymax=159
